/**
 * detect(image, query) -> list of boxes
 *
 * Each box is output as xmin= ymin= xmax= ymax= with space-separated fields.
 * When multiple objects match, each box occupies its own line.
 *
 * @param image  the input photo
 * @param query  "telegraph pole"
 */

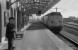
xmin=55 ymin=7 xmax=58 ymax=12
xmin=54 ymin=7 xmax=67 ymax=12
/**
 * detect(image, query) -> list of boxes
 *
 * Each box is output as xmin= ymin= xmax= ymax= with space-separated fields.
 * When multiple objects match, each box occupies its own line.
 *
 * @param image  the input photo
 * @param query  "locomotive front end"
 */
xmin=42 ymin=12 xmax=63 ymax=33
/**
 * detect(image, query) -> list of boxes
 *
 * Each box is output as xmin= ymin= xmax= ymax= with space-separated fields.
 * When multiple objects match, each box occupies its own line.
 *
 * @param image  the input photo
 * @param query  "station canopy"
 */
xmin=19 ymin=0 xmax=60 ymax=15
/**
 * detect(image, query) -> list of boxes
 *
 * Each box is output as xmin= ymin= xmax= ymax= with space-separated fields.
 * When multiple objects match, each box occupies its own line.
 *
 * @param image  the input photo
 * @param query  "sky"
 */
xmin=46 ymin=0 xmax=78 ymax=18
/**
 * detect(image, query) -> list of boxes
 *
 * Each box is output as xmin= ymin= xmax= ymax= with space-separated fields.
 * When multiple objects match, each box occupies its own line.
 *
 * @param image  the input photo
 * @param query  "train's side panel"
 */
xmin=42 ymin=16 xmax=49 ymax=24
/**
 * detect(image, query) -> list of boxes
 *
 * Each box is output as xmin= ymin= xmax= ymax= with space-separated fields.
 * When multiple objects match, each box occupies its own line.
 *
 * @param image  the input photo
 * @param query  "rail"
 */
xmin=60 ymin=31 xmax=78 ymax=45
xmin=62 ymin=23 xmax=78 ymax=45
xmin=64 ymin=23 xmax=78 ymax=31
xmin=64 ymin=22 xmax=78 ymax=26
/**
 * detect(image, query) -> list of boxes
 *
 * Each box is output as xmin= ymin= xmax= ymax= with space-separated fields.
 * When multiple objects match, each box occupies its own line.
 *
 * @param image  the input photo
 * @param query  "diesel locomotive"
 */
xmin=41 ymin=12 xmax=63 ymax=33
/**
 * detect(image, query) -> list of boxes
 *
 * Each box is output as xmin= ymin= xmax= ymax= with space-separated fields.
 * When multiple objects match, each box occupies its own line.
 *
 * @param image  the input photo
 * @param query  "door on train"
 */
xmin=0 ymin=3 xmax=2 ymax=42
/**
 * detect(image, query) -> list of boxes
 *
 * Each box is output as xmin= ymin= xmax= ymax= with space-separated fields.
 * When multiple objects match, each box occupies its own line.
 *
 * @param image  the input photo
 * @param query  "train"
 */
xmin=28 ymin=12 xmax=63 ymax=33
xmin=41 ymin=12 xmax=63 ymax=33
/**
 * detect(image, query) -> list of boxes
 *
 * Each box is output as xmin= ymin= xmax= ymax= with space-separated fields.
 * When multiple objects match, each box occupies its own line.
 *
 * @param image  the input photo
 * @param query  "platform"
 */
xmin=13 ymin=22 xmax=73 ymax=50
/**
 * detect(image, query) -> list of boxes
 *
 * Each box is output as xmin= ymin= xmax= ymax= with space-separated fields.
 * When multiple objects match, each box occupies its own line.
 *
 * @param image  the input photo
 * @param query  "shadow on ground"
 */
xmin=26 ymin=22 xmax=47 ymax=30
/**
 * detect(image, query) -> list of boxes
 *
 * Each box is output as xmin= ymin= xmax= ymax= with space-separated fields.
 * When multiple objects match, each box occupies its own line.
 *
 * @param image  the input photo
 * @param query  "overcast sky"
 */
xmin=47 ymin=0 xmax=78 ymax=18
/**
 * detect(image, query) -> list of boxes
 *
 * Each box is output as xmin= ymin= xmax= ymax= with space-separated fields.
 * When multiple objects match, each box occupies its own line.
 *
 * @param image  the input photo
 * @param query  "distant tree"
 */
xmin=69 ymin=16 xmax=76 ymax=20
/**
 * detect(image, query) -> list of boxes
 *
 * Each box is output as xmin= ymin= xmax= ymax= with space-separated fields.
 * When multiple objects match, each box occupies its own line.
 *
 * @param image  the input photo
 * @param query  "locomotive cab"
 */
xmin=48 ymin=12 xmax=63 ymax=33
xmin=42 ymin=12 xmax=63 ymax=33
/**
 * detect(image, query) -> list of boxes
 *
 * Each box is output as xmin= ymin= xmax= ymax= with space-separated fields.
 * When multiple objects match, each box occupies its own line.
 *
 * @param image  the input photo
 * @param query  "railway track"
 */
xmin=65 ymin=22 xmax=78 ymax=26
xmin=60 ymin=31 xmax=78 ymax=46
xmin=59 ymin=31 xmax=78 ymax=50
xmin=54 ymin=22 xmax=78 ymax=49
xmin=61 ymin=22 xmax=78 ymax=46
xmin=64 ymin=23 xmax=78 ymax=31
xmin=50 ymin=29 xmax=78 ymax=50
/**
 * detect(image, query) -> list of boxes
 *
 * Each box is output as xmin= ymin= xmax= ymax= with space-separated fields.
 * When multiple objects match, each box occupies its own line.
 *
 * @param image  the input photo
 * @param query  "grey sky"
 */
xmin=48 ymin=0 xmax=78 ymax=18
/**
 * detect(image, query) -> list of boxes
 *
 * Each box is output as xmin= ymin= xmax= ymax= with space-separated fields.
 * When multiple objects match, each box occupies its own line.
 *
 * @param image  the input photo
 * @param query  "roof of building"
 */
xmin=19 ymin=0 xmax=60 ymax=15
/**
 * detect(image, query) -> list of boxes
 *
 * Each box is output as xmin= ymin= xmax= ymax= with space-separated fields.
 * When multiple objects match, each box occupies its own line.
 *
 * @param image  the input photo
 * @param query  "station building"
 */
xmin=0 ymin=0 xmax=18 ymax=42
